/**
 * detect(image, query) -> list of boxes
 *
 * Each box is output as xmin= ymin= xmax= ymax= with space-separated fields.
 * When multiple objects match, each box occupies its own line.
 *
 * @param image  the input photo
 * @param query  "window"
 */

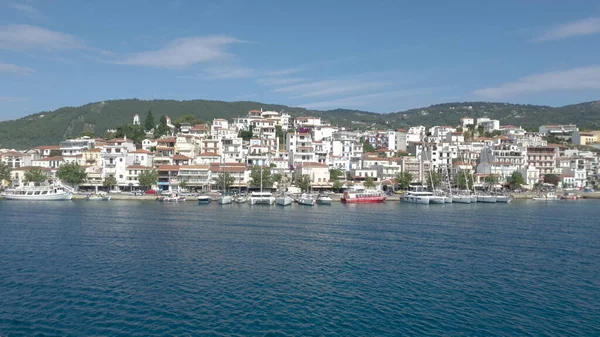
xmin=119 ymin=175 xmax=123 ymax=179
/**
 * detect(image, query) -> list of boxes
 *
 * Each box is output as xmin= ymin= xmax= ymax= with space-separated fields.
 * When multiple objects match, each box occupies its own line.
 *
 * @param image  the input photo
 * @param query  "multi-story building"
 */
xmin=59 ymin=137 xmax=95 ymax=156
xmin=539 ymin=124 xmax=578 ymax=138
xmin=101 ymin=138 xmax=136 ymax=188
xmin=526 ymin=145 xmax=562 ymax=177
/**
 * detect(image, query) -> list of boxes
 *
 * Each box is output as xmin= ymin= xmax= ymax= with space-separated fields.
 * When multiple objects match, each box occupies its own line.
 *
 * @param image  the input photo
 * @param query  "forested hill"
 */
xmin=0 ymin=98 xmax=599 ymax=149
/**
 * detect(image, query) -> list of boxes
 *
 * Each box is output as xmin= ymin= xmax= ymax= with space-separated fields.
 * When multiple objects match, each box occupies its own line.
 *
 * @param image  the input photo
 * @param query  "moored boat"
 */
xmin=297 ymin=193 xmax=315 ymax=206
xmin=157 ymin=193 xmax=186 ymax=202
xmin=477 ymin=194 xmax=497 ymax=203
xmin=276 ymin=194 xmax=293 ymax=206
xmin=249 ymin=191 xmax=276 ymax=205
xmin=532 ymin=192 xmax=559 ymax=201
xmin=316 ymin=193 xmax=332 ymax=205
xmin=219 ymin=195 xmax=233 ymax=205
xmin=1 ymin=182 xmax=74 ymax=201
xmin=234 ymin=195 xmax=247 ymax=204
xmin=452 ymin=195 xmax=472 ymax=204
xmin=341 ymin=188 xmax=386 ymax=203
xmin=495 ymin=195 xmax=512 ymax=203
xmin=197 ymin=195 xmax=212 ymax=204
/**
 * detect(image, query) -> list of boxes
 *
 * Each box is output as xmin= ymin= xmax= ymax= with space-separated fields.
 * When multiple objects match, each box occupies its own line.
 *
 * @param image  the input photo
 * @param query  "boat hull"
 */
xmin=495 ymin=196 xmax=511 ymax=203
xmin=219 ymin=196 xmax=233 ymax=205
xmin=477 ymin=195 xmax=497 ymax=203
xmin=297 ymin=197 xmax=315 ymax=206
xmin=341 ymin=196 xmax=386 ymax=203
xmin=401 ymin=196 xmax=430 ymax=204
xmin=316 ymin=198 xmax=332 ymax=205
xmin=276 ymin=196 xmax=293 ymax=206
xmin=452 ymin=196 xmax=471 ymax=204
xmin=249 ymin=197 xmax=275 ymax=205
xmin=197 ymin=197 xmax=212 ymax=204
xmin=2 ymin=192 xmax=73 ymax=201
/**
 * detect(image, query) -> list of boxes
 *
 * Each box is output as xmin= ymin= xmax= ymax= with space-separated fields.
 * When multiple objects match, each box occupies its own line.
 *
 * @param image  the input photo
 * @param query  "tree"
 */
xmin=114 ymin=124 xmax=146 ymax=144
xmin=332 ymin=179 xmax=343 ymax=192
xmin=154 ymin=115 xmax=171 ymax=138
xmin=103 ymin=176 xmax=117 ymax=189
xmin=329 ymin=168 xmax=343 ymax=181
xmin=179 ymin=180 xmax=188 ymax=190
xmin=138 ymin=170 xmax=158 ymax=190
xmin=544 ymin=174 xmax=560 ymax=186
xmin=215 ymin=172 xmax=235 ymax=191
xmin=364 ymin=177 xmax=376 ymax=189
xmin=239 ymin=130 xmax=253 ymax=141
xmin=361 ymin=139 xmax=376 ymax=153
xmin=484 ymin=174 xmax=499 ymax=185
xmin=144 ymin=110 xmax=155 ymax=132
xmin=295 ymin=174 xmax=311 ymax=192
xmin=79 ymin=131 xmax=95 ymax=138
xmin=272 ymin=173 xmax=282 ymax=183
xmin=0 ymin=162 xmax=11 ymax=186
xmin=427 ymin=170 xmax=442 ymax=189
xmin=477 ymin=125 xmax=485 ymax=137
xmin=395 ymin=171 xmax=413 ymax=189
xmin=56 ymin=162 xmax=87 ymax=188
xmin=24 ymin=168 xmax=47 ymax=184
xmin=49 ymin=149 xmax=62 ymax=157
xmin=456 ymin=171 xmax=474 ymax=189
xmin=174 ymin=114 xmax=202 ymax=132
xmin=269 ymin=163 xmax=277 ymax=168
xmin=249 ymin=166 xmax=273 ymax=188
xmin=507 ymin=171 xmax=525 ymax=190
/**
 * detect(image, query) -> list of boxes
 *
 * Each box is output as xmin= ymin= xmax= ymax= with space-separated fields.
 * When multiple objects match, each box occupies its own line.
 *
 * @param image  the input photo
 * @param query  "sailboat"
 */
xmin=218 ymin=157 xmax=232 ymax=205
xmin=249 ymin=162 xmax=275 ymax=205
xmin=234 ymin=171 xmax=247 ymax=203
xmin=275 ymin=174 xmax=293 ymax=206
xmin=453 ymin=165 xmax=472 ymax=204
xmin=297 ymin=170 xmax=315 ymax=206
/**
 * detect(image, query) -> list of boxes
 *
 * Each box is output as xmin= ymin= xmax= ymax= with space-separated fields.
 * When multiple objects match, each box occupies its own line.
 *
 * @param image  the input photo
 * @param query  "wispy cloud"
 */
xmin=0 ymin=62 xmax=35 ymax=75
xmin=274 ymin=78 xmax=390 ymax=99
xmin=197 ymin=65 xmax=256 ymax=79
xmin=10 ymin=3 xmax=44 ymax=19
xmin=256 ymin=77 xmax=306 ymax=85
xmin=0 ymin=96 xmax=26 ymax=103
xmin=536 ymin=17 xmax=600 ymax=42
xmin=300 ymin=88 xmax=442 ymax=109
xmin=119 ymin=36 xmax=244 ymax=68
xmin=0 ymin=24 xmax=84 ymax=51
xmin=264 ymin=68 xmax=305 ymax=77
xmin=473 ymin=65 xmax=600 ymax=99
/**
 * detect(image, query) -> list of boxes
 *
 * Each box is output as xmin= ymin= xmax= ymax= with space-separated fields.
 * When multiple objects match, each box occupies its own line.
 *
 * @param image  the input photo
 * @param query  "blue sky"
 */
xmin=1 ymin=0 xmax=600 ymax=120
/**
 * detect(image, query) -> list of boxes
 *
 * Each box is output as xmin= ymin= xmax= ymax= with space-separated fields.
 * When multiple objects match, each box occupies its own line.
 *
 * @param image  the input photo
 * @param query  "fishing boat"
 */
xmin=316 ymin=193 xmax=332 ymax=205
xmin=532 ymin=192 xmax=559 ymax=201
xmin=197 ymin=195 xmax=212 ymax=204
xmin=560 ymin=192 xmax=578 ymax=200
xmin=1 ymin=182 xmax=74 ymax=201
xmin=341 ymin=187 xmax=386 ymax=203
xmin=297 ymin=193 xmax=315 ymax=206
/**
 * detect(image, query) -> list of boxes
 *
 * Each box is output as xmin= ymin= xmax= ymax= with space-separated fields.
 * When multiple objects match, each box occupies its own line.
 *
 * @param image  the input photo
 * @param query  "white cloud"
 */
xmin=10 ymin=3 xmax=44 ymax=19
xmin=0 ymin=62 xmax=35 ymax=75
xmin=536 ymin=17 xmax=600 ymax=42
xmin=274 ymin=79 xmax=390 ymax=99
xmin=119 ymin=36 xmax=244 ymax=68
xmin=300 ymin=88 xmax=440 ymax=109
xmin=256 ymin=77 xmax=306 ymax=85
xmin=0 ymin=24 xmax=84 ymax=51
xmin=473 ymin=65 xmax=600 ymax=99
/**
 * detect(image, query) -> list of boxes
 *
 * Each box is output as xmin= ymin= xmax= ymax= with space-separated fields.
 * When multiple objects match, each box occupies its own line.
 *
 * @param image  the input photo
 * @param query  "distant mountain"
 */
xmin=1 ymin=98 xmax=599 ymax=149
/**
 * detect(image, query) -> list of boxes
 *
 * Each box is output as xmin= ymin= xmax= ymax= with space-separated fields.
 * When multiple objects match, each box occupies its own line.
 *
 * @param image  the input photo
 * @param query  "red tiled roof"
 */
xmin=157 ymin=165 xmax=180 ymax=171
xmin=130 ymin=149 xmax=152 ymax=154
xmin=127 ymin=165 xmax=151 ymax=169
xmin=12 ymin=166 xmax=51 ymax=171
xmin=173 ymin=154 xmax=191 ymax=160
xmin=39 ymin=156 xmax=64 ymax=161
xmin=199 ymin=152 xmax=219 ymax=157
xmin=35 ymin=145 xmax=60 ymax=150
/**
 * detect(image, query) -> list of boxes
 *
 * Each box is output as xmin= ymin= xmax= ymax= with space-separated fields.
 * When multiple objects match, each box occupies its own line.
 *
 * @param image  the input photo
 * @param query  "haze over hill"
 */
xmin=0 ymin=98 xmax=599 ymax=150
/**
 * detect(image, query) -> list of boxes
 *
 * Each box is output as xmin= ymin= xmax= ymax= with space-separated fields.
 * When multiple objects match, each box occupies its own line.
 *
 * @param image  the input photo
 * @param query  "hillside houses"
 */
xmin=1 ymin=108 xmax=600 ymax=191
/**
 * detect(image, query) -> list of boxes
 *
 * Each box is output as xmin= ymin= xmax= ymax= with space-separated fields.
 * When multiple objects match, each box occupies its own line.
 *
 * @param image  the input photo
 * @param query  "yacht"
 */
xmin=249 ymin=191 xmax=276 ymax=205
xmin=495 ymin=195 xmax=512 ymax=203
xmin=234 ymin=194 xmax=247 ymax=204
xmin=532 ymin=192 xmax=559 ymax=201
xmin=340 ymin=187 xmax=386 ymax=203
xmin=275 ymin=193 xmax=293 ymax=206
xmin=401 ymin=190 xmax=434 ymax=204
xmin=476 ymin=194 xmax=497 ymax=203
xmin=452 ymin=194 xmax=472 ymax=204
xmin=197 ymin=195 xmax=212 ymax=204
xmin=1 ymin=183 xmax=74 ymax=201
xmin=219 ymin=194 xmax=233 ymax=205
xmin=297 ymin=193 xmax=315 ymax=206
xmin=316 ymin=193 xmax=332 ymax=205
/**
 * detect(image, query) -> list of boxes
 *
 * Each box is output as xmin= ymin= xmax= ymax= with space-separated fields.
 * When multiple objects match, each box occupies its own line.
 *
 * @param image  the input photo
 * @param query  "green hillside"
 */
xmin=0 ymin=98 xmax=599 ymax=149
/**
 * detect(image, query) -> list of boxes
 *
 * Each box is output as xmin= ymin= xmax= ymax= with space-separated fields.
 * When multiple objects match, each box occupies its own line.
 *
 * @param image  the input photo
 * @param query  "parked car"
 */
xmin=145 ymin=189 xmax=158 ymax=195
xmin=130 ymin=189 xmax=144 ymax=196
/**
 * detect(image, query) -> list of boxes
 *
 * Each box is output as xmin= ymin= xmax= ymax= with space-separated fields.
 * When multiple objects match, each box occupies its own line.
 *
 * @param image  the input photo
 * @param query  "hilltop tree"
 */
xmin=137 ymin=170 xmax=158 ymax=190
xmin=507 ymin=171 xmax=525 ymax=190
xmin=154 ymin=115 xmax=171 ymax=138
xmin=395 ymin=171 xmax=413 ymax=189
xmin=239 ymin=130 xmax=253 ymax=141
xmin=215 ymin=172 xmax=234 ymax=191
xmin=56 ymin=162 xmax=87 ymax=188
xmin=295 ymin=174 xmax=311 ymax=192
xmin=114 ymin=124 xmax=146 ymax=144
xmin=249 ymin=166 xmax=273 ymax=188
xmin=103 ymin=176 xmax=117 ymax=189
xmin=144 ymin=110 xmax=155 ymax=132
xmin=361 ymin=139 xmax=376 ymax=153
xmin=0 ymin=162 xmax=11 ymax=185
xmin=24 ymin=168 xmax=47 ymax=184
xmin=364 ymin=177 xmax=376 ymax=189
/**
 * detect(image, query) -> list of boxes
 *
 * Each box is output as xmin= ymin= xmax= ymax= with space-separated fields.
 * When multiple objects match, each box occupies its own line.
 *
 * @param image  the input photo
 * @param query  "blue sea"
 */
xmin=1 ymin=200 xmax=599 ymax=336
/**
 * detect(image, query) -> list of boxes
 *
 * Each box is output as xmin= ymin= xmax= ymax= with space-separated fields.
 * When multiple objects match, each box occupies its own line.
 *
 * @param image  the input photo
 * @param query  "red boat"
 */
xmin=341 ymin=189 xmax=386 ymax=203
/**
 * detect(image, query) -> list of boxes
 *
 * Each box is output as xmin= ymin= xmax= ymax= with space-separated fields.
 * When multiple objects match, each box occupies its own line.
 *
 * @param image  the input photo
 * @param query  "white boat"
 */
xmin=219 ymin=195 xmax=233 ymax=205
xmin=157 ymin=193 xmax=186 ymax=202
xmin=477 ymin=195 xmax=497 ymax=203
xmin=234 ymin=195 xmax=247 ymax=204
xmin=532 ymin=192 xmax=559 ymax=201
xmin=452 ymin=195 xmax=472 ymax=204
xmin=1 ymin=183 xmax=74 ymax=201
xmin=276 ymin=194 xmax=293 ymax=206
xmin=470 ymin=195 xmax=478 ymax=203
xmin=297 ymin=193 xmax=315 ymax=206
xmin=316 ymin=193 xmax=332 ymax=205
xmin=495 ymin=195 xmax=512 ymax=203
xmin=401 ymin=191 xmax=434 ymax=204
xmin=249 ymin=191 xmax=275 ymax=205
xmin=197 ymin=195 xmax=212 ymax=204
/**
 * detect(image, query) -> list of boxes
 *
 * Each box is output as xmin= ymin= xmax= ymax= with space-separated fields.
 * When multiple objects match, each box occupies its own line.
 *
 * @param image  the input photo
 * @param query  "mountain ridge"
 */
xmin=1 ymin=98 xmax=599 ymax=149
